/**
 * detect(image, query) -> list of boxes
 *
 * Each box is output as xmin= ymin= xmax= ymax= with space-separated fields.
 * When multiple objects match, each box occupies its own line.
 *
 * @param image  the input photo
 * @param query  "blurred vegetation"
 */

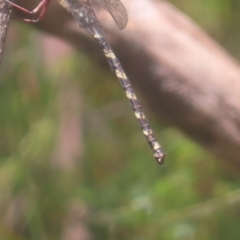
xmin=1 ymin=0 xmax=240 ymax=239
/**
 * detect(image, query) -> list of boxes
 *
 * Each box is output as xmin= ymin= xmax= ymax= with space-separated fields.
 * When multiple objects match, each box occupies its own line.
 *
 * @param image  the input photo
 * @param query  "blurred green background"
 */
xmin=1 ymin=0 xmax=240 ymax=239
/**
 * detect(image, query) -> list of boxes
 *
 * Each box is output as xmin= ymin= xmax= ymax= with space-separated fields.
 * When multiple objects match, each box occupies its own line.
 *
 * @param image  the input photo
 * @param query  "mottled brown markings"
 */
xmin=62 ymin=0 xmax=166 ymax=164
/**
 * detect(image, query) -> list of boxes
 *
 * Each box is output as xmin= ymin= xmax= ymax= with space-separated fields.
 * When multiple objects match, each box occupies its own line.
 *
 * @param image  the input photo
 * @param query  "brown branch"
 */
xmin=14 ymin=0 xmax=240 ymax=172
xmin=0 ymin=0 xmax=11 ymax=66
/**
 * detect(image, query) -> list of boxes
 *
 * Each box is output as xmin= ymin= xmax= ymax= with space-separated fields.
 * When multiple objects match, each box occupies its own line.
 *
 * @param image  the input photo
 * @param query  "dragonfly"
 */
xmin=7 ymin=0 xmax=166 ymax=164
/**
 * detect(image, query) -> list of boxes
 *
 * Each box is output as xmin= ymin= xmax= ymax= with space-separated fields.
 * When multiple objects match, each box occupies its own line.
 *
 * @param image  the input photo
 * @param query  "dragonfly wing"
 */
xmin=98 ymin=0 xmax=128 ymax=29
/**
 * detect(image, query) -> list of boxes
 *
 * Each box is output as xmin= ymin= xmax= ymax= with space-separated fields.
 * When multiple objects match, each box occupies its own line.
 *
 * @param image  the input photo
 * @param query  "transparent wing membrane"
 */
xmin=98 ymin=0 xmax=128 ymax=29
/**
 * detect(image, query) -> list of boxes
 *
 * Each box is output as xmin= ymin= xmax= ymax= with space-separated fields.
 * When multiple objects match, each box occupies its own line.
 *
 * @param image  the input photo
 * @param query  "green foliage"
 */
xmin=1 ymin=1 xmax=240 ymax=239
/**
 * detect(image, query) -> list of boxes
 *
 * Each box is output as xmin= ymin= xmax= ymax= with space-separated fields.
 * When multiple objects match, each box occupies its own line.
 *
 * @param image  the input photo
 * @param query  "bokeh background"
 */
xmin=1 ymin=0 xmax=240 ymax=239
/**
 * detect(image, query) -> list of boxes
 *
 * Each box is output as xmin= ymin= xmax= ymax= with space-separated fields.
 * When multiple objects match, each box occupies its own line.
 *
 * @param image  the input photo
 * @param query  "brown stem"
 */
xmin=13 ymin=0 xmax=240 ymax=173
xmin=0 ymin=0 xmax=11 ymax=66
